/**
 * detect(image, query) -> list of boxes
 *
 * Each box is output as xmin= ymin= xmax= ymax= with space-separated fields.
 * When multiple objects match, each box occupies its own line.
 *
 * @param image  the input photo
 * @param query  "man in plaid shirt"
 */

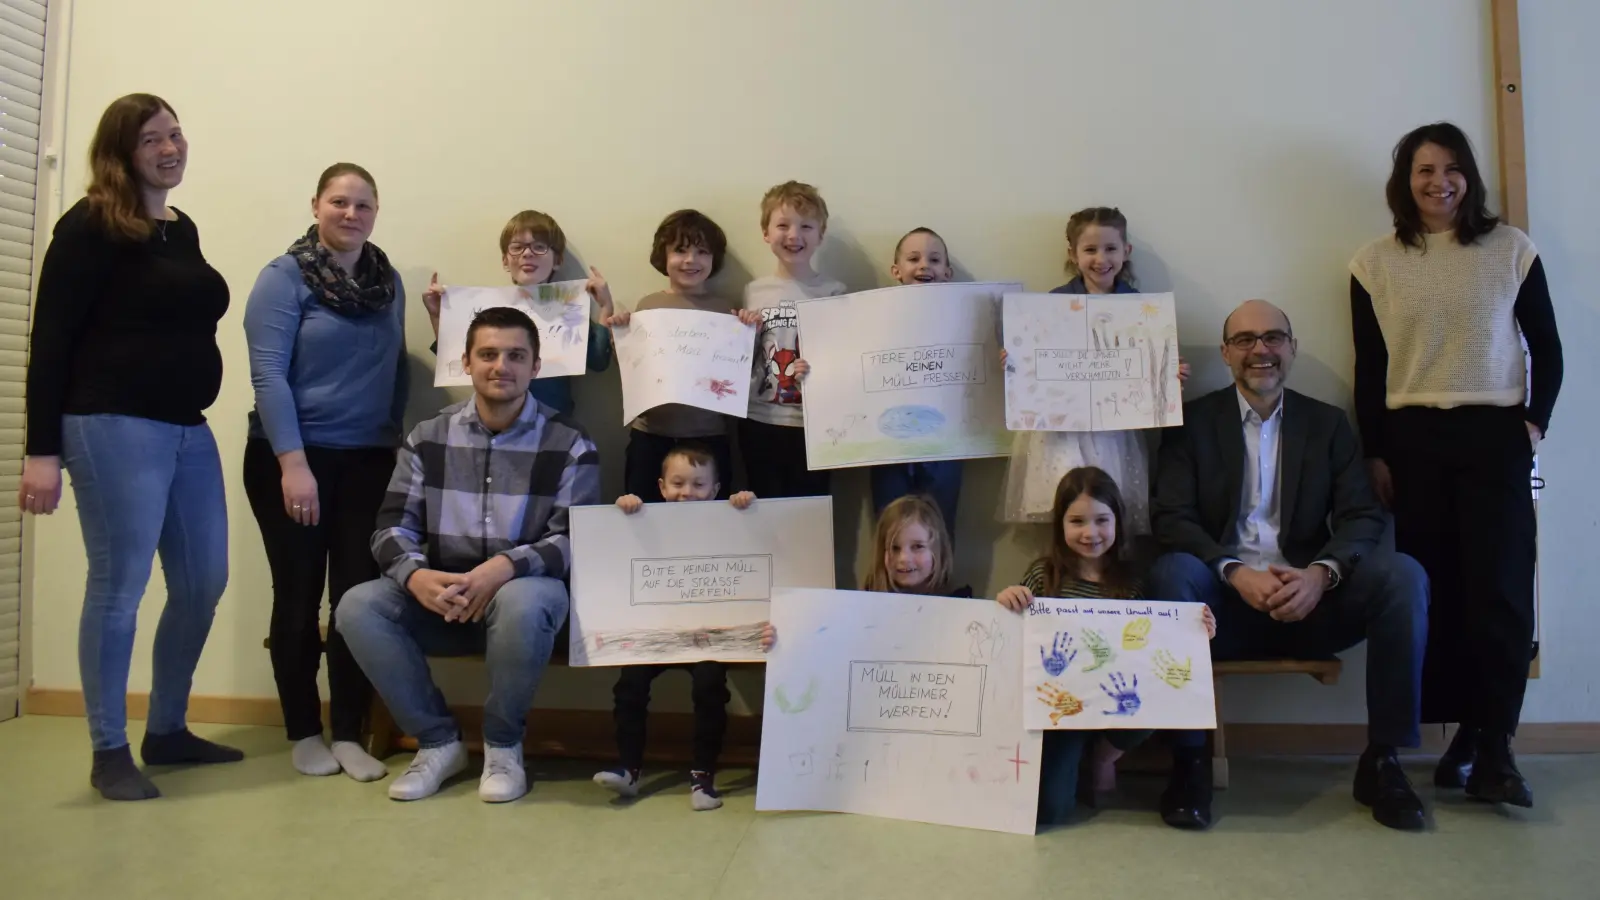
xmin=339 ymin=307 xmax=600 ymax=803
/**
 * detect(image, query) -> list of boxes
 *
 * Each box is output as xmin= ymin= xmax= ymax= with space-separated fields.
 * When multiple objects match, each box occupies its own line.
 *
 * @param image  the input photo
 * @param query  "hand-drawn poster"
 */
xmin=568 ymin=497 xmax=833 ymax=665
xmin=434 ymin=282 xmax=591 ymax=386
xmin=1022 ymin=598 xmax=1215 ymax=731
xmin=613 ymin=308 xmax=756 ymax=425
xmin=796 ymin=283 xmax=1019 ymax=470
xmin=1003 ymin=292 xmax=1182 ymax=431
xmin=756 ymin=588 xmax=1041 ymax=835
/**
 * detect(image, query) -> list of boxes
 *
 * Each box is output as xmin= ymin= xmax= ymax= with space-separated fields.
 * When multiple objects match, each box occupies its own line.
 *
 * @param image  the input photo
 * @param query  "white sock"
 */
xmin=292 ymin=736 xmax=340 ymax=776
xmin=332 ymin=741 xmax=389 ymax=782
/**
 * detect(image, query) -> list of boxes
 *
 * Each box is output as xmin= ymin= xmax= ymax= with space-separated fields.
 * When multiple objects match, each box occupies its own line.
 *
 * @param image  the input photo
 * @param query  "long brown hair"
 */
xmin=86 ymin=93 xmax=178 ymax=241
xmin=863 ymin=495 xmax=953 ymax=595
xmin=1063 ymin=206 xmax=1137 ymax=288
xmin=1034 ymin=467 xmax=1138 ymax=598
xmin=1385 ymin=122 xmax=1499 ymax=250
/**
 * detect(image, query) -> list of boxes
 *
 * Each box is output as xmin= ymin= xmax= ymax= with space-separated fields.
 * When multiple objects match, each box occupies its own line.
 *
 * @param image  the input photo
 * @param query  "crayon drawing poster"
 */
xmin=1022 ymin=598 xmax=1215 ymax=731
xmin=1002 ymin=292 xmax=1182 ymax=431
xmin=613 ymin=308 xmax=756 ymax=425
xmin=434 ymin=282 xmax=591 ymax=386
xmin=757 ymin=588 xmax=1040 ymax=835
xmin=796 ymin=283 xmax=1019 ymax=469
xmin=567 ymin=497 xmax=833 ymax=665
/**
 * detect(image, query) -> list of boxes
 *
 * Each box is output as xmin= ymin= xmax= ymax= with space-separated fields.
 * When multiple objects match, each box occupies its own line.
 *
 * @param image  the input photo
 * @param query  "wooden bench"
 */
xmin=1210 ymin=657 xmax=1343 ymax=788
xmin=264 ymin=628 xmax=763 ymax=764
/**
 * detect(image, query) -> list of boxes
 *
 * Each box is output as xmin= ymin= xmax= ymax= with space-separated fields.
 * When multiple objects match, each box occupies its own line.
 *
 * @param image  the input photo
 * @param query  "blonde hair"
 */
xmin=863 ymin=496 xmax=954 ymax=595
xmin=1063 ymin=206 xmax=1137 ymax=288
xmin=759 ymin=180 xmax=829 ymax=232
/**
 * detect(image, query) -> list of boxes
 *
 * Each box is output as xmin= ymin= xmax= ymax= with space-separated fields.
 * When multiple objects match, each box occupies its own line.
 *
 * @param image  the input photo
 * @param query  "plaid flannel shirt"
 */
xmin=371 ymin=394 xmax=601 ymax=589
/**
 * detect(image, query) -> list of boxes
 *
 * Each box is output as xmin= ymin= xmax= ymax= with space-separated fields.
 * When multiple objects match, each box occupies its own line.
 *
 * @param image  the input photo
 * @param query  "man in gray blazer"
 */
xmin=1149 ymin=299 xmax=1428 ymax=832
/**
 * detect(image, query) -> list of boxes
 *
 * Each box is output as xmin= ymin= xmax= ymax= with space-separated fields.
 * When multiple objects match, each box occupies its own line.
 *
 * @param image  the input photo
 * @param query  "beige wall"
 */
xmin=24 ymin=0 xmax=1600 ymax=723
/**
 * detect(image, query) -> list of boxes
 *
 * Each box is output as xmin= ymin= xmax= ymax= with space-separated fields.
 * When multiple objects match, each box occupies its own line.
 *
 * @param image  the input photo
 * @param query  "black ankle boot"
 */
xmin=1159 ymin=749 xmax=1213 ymax=830
xmin=1434 ymin=725 xmax=1477 ymax=788
xmin=1465 ymin=731 xmax=1532 ymax=807
xmin=1354 ymin=745 xmax=1425 ymax=830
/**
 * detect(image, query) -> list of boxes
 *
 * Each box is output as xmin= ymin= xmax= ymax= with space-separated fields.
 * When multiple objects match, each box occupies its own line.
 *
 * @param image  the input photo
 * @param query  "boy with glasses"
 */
xmin=422 ymin=210 xmax=614 ymax=415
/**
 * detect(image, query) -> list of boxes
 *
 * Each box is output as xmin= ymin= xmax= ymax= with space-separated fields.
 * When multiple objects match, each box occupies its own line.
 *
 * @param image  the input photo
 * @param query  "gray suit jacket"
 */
xmin=1152 ymin=386 xmax=1385 ymax=574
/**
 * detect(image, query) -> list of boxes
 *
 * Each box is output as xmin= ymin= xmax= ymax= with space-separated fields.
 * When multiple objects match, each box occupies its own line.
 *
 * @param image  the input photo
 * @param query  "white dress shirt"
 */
xmin=1218 ymin=389 xmax=1342 ymax=585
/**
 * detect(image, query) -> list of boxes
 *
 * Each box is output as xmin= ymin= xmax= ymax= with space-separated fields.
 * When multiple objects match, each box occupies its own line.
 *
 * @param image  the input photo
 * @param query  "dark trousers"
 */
xmin=737 ymin=418 xmax=831 ymax=498
xmin=243 ymin=439 xmax=394 ymax=743
xmin=624 ymin=429 xmax=734 ymax=501
xmin=1386 ymin=405 xmax=1536 ymax=733
xmin=611 ymin=661 xmax=731 ymax=772
xmin=1038 ymin=729 xmax=1152 ymax=825
xmin=1147 ymin=550 xmax=1429 ymax=748
xmin=870 ymin=461 xmax=962 ymax=535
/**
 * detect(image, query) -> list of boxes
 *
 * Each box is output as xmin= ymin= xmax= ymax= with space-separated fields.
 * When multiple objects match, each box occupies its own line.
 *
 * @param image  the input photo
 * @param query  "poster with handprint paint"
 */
xmin=795 ymin=283 xmax=1020 ymax=469
xmin=757 ymin=588 xmax=1041 ymax=835
xmin=1002 ymin=292 xmax=1182 ymax=431
xmin=1023 ymin=598 xmax=1215 ymax=730
xmin=434 ymin=282 xmax=592 ymax=386
xmin=613 ymin=308 xmax=757 ymax=425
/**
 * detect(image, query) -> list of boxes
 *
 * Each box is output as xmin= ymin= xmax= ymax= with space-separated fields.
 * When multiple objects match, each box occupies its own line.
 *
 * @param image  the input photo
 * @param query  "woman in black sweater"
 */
xmin=20 ymin=94 xmax=241 ymax=800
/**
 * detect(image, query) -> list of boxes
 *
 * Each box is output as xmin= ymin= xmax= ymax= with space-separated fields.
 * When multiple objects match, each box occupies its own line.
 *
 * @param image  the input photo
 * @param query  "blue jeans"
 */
xmin=869 ymin=461 xmax=962 ymax=534
xmin=336 ymin=575 xmax=568 ymax=748
xmin=61 ymin=415 xmax=229 ymax=751
xmin=1038 ymin=729 xmax=1152 ymax=825
xmin=1147 ymin=551 xmax=1428 ymax=749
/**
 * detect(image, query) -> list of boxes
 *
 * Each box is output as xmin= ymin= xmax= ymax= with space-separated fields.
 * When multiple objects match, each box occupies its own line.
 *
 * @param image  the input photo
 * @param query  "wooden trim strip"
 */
xmin=25 ymin=688 xmax=1599 ymax=757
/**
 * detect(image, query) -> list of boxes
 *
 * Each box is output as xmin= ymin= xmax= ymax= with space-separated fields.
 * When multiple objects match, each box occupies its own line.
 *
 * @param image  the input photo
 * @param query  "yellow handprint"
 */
xmin=1036 ymin=682 xmax=1085 ymax=725
xmin=1122 ymin=617 xmax=1152 ymax=650
xmin=1153 ymin=649 xmax=1192 ymax=689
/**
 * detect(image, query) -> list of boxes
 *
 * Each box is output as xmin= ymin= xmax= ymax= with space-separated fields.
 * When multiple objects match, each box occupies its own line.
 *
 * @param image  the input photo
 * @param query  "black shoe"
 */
xmin=1464 ymin=732 xmax=1533 ymax=808
xmin=1434 ymin=725 xmax=1477 ymax=788
xmin=1159 ymin=751 xmax=1213 ymax=830
xmin=1354 ymin=746 xmax=1425 ymax=830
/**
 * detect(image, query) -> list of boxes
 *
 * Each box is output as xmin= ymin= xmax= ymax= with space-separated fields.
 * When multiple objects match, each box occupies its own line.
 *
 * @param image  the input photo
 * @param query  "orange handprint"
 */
xmin=1036 ymin=682 xmax=1085 ymax=725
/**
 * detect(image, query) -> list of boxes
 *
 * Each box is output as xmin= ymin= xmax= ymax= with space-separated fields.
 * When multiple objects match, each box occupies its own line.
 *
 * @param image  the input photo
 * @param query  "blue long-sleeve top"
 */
xmin=245 ymin=254 xmax=409 ymax=453
xmin=528 ymin=319 xmax=612 ymax=415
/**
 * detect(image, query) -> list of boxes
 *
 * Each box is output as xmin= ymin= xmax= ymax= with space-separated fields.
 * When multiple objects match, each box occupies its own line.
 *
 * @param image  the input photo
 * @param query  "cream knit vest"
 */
xmin=1350 ymin=224 xmax=1536 ymax=410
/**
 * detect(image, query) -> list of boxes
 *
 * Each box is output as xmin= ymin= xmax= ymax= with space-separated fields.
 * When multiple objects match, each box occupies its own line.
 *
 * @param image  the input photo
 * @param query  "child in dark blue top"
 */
xmin=421 ymin=209 xmax=613 ymax=415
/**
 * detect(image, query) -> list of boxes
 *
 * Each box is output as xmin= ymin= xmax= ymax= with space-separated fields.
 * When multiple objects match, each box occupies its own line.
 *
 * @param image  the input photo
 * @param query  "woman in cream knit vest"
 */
xmin=1350 ymin=122 xmax=1562 ymax=810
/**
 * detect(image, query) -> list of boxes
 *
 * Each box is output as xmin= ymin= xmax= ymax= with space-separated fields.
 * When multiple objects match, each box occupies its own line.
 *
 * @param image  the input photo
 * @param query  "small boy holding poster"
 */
xmin=740 ymin=181 xmax=846 ymax=499
xmin=594 ymin=444 xmax=757 ymax=810
xmin=604 ymin=210 xmax=762 ymax=502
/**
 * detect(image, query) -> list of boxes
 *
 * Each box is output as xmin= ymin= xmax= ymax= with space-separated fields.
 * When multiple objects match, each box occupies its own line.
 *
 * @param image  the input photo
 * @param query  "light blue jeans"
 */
xmin=61 ymin=415 xmax=230 ymax=751
xmin=336 ymin=575 xmax=568 ymax=748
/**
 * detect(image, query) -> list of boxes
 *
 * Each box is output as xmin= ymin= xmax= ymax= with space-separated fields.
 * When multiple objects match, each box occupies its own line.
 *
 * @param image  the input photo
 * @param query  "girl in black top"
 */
xmin=21 ymin=94 xmax=239 ymax=801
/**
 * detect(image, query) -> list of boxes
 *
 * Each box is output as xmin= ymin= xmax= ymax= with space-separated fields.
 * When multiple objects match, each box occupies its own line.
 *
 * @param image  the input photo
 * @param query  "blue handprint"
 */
xmin=1100 ymin=672 xmax=1141 ymax=716
xmin=1039 ymin=632 xmax=1076 ymax=677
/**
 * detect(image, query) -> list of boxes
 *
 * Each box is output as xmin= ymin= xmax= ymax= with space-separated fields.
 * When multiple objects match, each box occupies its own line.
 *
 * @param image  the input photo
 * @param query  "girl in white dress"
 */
xmin=999 ymin=207 xmax=1187 ymax=531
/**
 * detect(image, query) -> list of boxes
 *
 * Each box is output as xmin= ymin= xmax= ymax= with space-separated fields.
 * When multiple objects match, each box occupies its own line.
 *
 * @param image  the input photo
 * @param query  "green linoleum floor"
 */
xmin=1 ymin=716 xmax=1596 ymax=900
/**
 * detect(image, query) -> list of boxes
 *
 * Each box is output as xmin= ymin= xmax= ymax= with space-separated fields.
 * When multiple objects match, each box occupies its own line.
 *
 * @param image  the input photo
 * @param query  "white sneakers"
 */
xmin=387 ymin=740 xmax=527 ymax=803
xmin=479 ymin=744 xmax=528 ymax=803
xmin=388 ymin=741 xmax=468 ymax=801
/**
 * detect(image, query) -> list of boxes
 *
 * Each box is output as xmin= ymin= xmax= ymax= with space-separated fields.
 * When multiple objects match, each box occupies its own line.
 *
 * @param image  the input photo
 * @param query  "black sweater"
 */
xmin=25 ymin=199 xmax=231 ymax=456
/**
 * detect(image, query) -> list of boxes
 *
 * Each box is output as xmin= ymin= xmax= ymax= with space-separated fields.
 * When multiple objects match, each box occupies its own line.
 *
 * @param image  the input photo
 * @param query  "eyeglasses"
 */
xmin=1225 ymin=330 xmax=1291 ymax=351
xmin=506 ymin=241 xmax=552 ymax=258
